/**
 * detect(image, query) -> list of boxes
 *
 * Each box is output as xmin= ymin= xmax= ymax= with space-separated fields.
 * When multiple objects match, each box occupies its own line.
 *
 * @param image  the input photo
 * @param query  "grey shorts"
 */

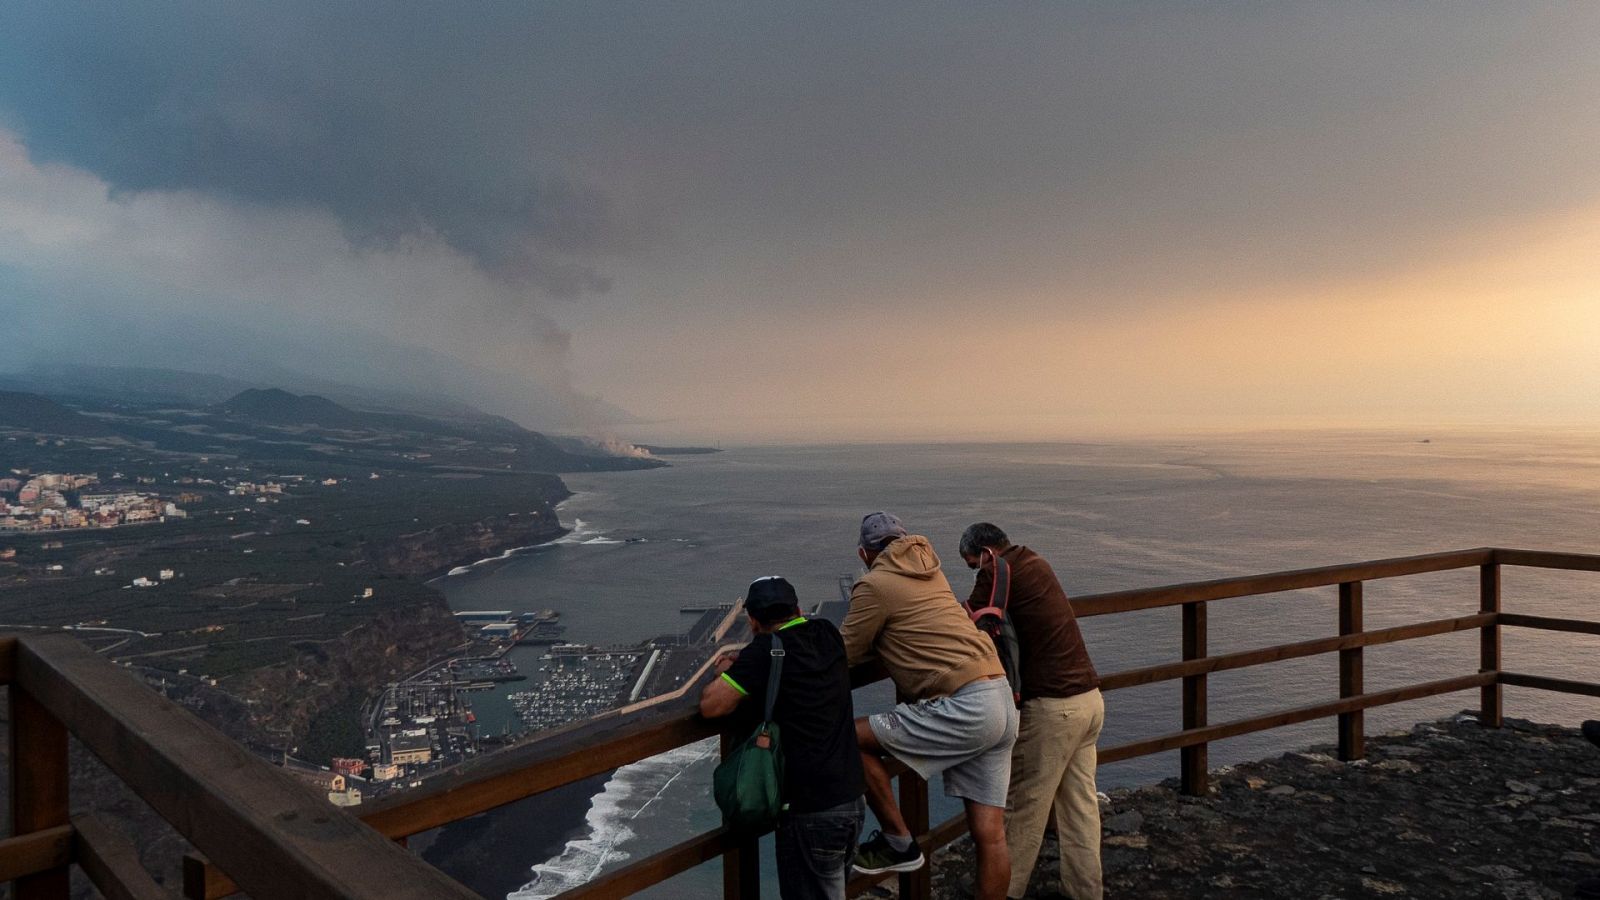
xmin=868 ymin=678 xmax=1020 ymax=808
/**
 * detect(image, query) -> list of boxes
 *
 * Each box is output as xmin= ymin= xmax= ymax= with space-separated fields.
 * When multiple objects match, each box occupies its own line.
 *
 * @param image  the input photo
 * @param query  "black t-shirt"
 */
xmin=721 ymin=617 xmax=864 ymax=814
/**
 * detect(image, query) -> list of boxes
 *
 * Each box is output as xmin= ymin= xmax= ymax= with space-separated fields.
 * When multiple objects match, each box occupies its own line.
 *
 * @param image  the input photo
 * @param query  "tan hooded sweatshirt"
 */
xmin=841 ymin=534 xmax=1004 ymax=701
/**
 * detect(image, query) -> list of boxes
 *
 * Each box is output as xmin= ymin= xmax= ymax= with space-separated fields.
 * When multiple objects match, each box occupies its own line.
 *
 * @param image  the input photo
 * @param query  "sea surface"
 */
xmin=432 ymin=432 xmax=1600 ymax=899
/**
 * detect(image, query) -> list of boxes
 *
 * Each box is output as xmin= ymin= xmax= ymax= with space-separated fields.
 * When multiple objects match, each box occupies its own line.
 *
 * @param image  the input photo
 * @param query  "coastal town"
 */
xmin=0 ymin=471 xmax=193 ymax=533
xmin=0 ymin=380 xmax=675 ymax=894
xmin=0 ymin=463 xmax=669 ymax=810
xmin=2 ymin=437 xmax=751 ymax=819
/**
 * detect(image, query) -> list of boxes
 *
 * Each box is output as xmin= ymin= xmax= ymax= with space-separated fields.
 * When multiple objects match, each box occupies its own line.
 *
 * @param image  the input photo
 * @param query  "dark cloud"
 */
xmin=2 ymin=3 xmax=1598 ymax=436
xmin=5 ymin=2 xmax=1597 ymax=310
xmin=0 ymin=3 xmax=645 ymax=294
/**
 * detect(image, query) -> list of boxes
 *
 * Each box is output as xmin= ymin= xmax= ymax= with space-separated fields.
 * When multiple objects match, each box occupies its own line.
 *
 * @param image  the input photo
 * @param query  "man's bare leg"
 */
xmin=964 ymin=799 xmax=1010 ymax=900
xmin=855 ymin=716 xmax=911 ymax=837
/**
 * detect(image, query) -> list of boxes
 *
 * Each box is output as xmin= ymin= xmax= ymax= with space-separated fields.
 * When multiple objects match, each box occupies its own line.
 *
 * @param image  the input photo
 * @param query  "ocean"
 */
xmin=431 ymin=432 xmax=1600 ymax=898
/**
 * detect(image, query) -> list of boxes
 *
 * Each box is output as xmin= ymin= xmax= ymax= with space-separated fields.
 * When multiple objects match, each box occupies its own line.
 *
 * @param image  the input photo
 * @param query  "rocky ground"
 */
xmin=918 ymin=714 xmax=1600 ymax=899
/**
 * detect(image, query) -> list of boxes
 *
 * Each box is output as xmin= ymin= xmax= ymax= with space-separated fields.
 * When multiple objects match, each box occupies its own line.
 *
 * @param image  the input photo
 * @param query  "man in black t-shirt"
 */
xmin=700 ymin=576 xmax=865 ymax=900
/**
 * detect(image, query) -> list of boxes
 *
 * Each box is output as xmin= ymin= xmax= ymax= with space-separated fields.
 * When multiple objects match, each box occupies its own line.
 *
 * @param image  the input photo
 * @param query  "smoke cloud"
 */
xmin=0 ymin=3 xmax=657 ymax=428
xmin=0 ymin=127 xmax=611 ymax=426
xmin=3 ymin=4 xmax=1598 ymax=438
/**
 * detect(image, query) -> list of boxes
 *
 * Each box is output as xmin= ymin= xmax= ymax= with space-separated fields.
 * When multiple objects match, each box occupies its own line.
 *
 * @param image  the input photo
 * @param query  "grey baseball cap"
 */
xmin=859 ymin=511 xmax=908 ymax=551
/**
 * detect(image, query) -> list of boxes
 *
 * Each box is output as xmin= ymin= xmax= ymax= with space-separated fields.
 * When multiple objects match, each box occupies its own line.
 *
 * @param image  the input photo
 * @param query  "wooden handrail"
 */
xmin=363 ymin=699 xmax=718 ymax=838
xmin=11 ymin=633 xmax=480 ymax=900
xmin=71 ymin=814 xmax=174 ymax=900
xmin=561 ymin=828 xmax=738 ymax=899
xmin=1499 ymin=612 xmax=1600 ymax=636
xmin=12 ymin=546 xmax=1600 ymax=900
xmin=1099 ymin=672 xmax=1495 ymax=764
xmin=1500 ymin=671 xmax=1600 ymax=698
xmin=360 ymin=659 xmax=894 ymax=840
xmin=1071 ymin=547 xmax=1494 ymax=617
xmin=0 ymin=825 xmax=73 ymax=883
xmin=1493 ymin=548 xmax=1600 ymax=571
xmin=1099 ymin=612 xmax=1493 ymax=691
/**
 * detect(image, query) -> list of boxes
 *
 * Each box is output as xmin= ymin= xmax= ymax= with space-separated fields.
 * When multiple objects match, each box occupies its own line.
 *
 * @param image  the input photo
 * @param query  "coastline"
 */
xmin=427 ymin=497 xmax=582 ymax=582
xmin=420 ymin=773 xmax=611 ymax=899
xmin=428 ymin=532 xmax=568 ymax=581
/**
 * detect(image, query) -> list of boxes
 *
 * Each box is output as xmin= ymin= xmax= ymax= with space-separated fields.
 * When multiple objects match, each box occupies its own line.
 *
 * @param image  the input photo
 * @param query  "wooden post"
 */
xmin=719 ymin=732 xmax=760 ymax=900
xmin=1180 ymin=601 xmax=1208 ymax=796
xmin=1480 ymin=562 xmax=1502 ymax=727
xmin=897 ymin=769 xmax=931 ymax=900
xmin=1337 ymin=581 xmax=1365 ymax=761
xmin=10 ymin=687 xmax=70 ymax=900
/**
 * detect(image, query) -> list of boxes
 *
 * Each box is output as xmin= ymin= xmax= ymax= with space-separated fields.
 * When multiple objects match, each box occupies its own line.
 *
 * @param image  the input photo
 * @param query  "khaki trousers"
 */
xmin=1004 ymin=688 xmax=1104 ymax=900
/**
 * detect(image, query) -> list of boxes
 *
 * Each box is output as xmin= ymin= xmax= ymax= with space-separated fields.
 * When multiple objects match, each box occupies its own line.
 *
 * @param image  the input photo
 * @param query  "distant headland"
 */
xmin=635 ymin=444 xmax=722 ymax=455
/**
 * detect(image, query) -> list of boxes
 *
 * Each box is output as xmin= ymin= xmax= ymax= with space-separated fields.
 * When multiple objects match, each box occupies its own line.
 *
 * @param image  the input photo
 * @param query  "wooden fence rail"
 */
xmin=6 ymin=546 xmax=1599 ymax=900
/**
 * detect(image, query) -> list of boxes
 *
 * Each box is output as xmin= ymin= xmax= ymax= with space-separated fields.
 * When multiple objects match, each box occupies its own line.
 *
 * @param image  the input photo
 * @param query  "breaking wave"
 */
xmin=436 ymin=516 xmax=626 ymax=579
xmin=509 ymin=738 xmax=718 ymax=899
xmin=551 ymin=518 xmax=622 ymax=545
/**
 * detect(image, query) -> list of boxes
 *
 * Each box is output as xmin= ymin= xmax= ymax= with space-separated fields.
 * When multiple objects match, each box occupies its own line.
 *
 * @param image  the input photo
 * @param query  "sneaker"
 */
xmin=852 ymin=829 xmax=925 ymax=875
xmin=1583 ymin=721 xmax=1600 ymax=750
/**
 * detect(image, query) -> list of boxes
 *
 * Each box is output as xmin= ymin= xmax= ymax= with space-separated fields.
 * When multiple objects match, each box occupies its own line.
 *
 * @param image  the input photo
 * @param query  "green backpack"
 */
xmin=712 ymin=634 xmax=786 ymax=831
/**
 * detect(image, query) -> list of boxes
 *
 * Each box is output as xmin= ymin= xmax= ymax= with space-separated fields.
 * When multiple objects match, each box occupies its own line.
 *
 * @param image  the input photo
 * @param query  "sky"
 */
xmin=1 ymin=4 xmax=1597 ymax=442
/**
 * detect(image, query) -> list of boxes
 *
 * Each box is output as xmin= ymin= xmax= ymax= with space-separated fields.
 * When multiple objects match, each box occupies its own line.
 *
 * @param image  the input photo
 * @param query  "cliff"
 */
xmin=360 ymin=505 xmax=570 ymax=580
xmin=233 ymin=599 xmax=467 ymax=746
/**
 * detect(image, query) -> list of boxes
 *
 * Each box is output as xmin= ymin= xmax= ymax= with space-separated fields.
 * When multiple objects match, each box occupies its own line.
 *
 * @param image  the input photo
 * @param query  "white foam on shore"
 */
xmin=433 ymin=507 xmax=616 ymax=580
xmin=509 ymin=738 xmax=718 ymax=900
xmin=549 ymin=518 xmax=611 ymax=545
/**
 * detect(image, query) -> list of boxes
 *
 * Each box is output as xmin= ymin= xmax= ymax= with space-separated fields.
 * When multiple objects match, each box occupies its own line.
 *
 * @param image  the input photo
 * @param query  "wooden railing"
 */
xmin=6 ymin=547 xmax=1599 ymax=899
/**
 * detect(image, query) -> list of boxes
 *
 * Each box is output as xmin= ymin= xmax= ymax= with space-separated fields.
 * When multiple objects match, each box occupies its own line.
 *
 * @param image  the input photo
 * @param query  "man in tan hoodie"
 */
xmin=841 ymin=511 xmax=1019 ymax=900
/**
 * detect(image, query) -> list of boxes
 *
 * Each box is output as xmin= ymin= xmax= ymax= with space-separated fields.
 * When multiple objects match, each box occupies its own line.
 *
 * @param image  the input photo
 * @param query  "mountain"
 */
xmin=215 ymin=388 xmax=368 ymax=428
xmin=0 ymin=365 xmax=259 ymax=407
xmin=215 ymin=389 xmax=526 ymax=440
xmin=0 ymin=378 xmax=660 ymax=473
xmin=0 ymin=359 xmax=639 ymax=435
xmin=0 ymin=390 xmax=117 ymax=437
xmin=209 ymin=388 xmax=660 ymax=472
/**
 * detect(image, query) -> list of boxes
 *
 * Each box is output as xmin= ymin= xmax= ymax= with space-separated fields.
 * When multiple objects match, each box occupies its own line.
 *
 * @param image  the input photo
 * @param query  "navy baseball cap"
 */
xmin=745 ymin=576 xmax=799 ymax=615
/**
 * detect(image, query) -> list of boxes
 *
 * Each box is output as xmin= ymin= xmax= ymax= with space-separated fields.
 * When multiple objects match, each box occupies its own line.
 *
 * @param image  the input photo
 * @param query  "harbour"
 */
xmin=363 ymin=600 xmax=751 ymax=796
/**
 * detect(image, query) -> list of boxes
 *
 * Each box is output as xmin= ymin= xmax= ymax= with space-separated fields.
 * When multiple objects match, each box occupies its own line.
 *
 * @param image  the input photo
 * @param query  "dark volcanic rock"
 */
xmin=929 ymin=715 xmax=1599 ymax=899
xmin=361 ymin=506 xmax=568 ymax=579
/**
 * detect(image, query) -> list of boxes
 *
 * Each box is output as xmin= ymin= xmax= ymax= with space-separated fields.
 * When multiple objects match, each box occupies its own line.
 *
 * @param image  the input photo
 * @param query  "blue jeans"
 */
xmin=774 ymin=797 xmax=864 ymax=900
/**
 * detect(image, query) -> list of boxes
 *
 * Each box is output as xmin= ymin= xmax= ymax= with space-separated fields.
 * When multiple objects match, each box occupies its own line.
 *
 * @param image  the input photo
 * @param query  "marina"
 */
xmin=509 ymin=650 xmax=641 ymax=732
xmin=363 ymin=602 xmax=750 ymax=792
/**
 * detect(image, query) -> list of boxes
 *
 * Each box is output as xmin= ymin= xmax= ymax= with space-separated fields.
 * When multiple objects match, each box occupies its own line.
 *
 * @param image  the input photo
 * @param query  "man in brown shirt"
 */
xmin=961 ymin=522 xmax=1104 ymax=900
